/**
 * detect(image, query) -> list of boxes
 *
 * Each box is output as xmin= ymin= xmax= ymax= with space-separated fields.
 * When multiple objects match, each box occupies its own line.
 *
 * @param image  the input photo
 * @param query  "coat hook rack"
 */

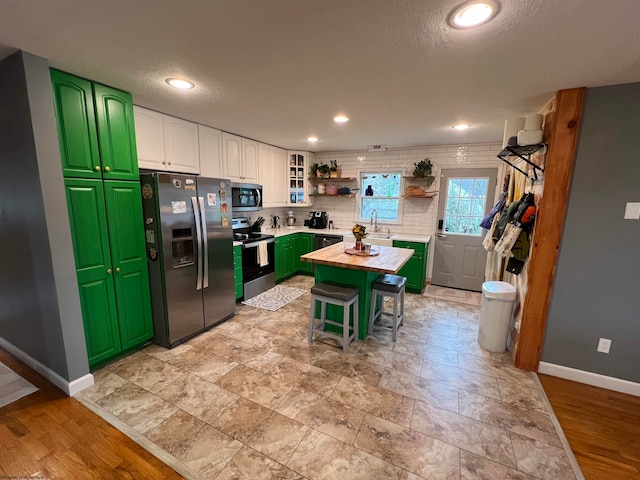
xmin=496 ymin=144 xmax=546 ymax=181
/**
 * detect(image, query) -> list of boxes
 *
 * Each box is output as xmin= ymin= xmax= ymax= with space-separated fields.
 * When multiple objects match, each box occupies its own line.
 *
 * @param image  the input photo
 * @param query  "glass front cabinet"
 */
xmin=287 ymin=151 xmax=314 ymax=207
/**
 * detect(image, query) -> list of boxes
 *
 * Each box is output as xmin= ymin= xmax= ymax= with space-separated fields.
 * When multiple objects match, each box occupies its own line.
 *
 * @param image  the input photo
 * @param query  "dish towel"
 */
xmin=257 ymin=240 xmax=269 ymax=267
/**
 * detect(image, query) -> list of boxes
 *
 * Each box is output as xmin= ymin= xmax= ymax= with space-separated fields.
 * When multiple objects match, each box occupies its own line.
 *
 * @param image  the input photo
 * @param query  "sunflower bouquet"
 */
xmin=352 ymin=224 xmax=369 ymax=241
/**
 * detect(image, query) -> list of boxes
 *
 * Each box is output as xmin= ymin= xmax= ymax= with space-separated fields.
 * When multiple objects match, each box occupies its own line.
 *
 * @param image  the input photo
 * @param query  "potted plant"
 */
xmin=352 ymin=224 xmax=368 ymax=251
xmin=317 ymin=163 xmax=331 ymax=178
xmin=309 ymin=163 xmax=319 ymax=178
xmin=413 ymin=158 xmax=435 ymax=186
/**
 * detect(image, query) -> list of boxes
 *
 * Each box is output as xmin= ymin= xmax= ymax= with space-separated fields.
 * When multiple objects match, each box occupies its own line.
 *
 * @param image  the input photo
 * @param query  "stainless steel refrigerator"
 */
xmin=140 ymin=173 xmax=235 ymax=348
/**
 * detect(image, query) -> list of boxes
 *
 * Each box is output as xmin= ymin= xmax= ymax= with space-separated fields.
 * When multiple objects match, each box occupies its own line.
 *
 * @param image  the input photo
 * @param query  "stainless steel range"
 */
xmin=232 ymin=217 xmax=275 ymax=300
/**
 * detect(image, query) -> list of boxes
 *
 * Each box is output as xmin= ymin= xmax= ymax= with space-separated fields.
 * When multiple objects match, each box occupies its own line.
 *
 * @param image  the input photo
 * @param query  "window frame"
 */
xmin=356 ymin=169 xmax=404 ymax=226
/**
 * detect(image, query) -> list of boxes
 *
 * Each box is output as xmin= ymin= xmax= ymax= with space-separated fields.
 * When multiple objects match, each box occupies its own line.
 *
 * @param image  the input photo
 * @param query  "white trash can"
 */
xmin=478 ymin=281 xmax=517 ymax=353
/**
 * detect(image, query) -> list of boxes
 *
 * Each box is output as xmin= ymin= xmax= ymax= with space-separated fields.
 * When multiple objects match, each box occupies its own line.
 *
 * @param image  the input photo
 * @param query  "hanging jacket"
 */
xmin=480 ymin=193 xmax=507 ymax=229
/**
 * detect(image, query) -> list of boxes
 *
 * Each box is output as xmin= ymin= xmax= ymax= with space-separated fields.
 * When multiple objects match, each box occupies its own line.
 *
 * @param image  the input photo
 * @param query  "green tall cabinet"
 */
xmin=52 ymin=69 xmax=153 ymax=368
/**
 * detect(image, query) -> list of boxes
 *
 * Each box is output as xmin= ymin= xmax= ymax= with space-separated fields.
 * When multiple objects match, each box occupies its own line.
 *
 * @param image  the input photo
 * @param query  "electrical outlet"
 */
xmin=597 ymin=338 xmax=611 ymax=354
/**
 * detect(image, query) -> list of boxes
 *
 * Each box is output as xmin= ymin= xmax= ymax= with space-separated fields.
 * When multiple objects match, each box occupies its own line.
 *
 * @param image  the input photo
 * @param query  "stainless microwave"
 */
xmin=231 ymin=183 xmax=263 ymax=212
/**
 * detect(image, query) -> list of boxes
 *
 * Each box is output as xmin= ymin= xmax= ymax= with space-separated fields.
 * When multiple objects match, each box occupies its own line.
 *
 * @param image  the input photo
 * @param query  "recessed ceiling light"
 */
xmin=334 ymin=115 xmax=349 ymax=123
xmin=448 ymin=1 xmax=499 ymax=29
xmin=165 ymin=78 xmax=195 ymax=89
xmin=307 ymin=136 xmax=318 ymax=143
xmin=452 ymin=124 xmax=471 ymax=130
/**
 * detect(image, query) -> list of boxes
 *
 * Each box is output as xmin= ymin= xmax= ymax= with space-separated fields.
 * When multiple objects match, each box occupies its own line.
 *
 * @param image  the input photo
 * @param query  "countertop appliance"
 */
xmin=286 ymin=209 xmax=296 ymax=227
xmin=309 ymin=211 xmax=329 ymax=229
xmin=313 ymin=233 xmax=343 ymax=250
xmin=140 ymin=173 xmax=235 ymax=348
xmin=231 ymin=183 xmax=262 ymax=212
xmin=232 ymin=217 xmax=276 ymax=299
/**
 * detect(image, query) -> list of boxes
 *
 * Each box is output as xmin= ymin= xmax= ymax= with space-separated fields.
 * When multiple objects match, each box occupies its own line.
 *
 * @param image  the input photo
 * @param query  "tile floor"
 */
xmin=77 ymin=275 xmax=577 ymax=480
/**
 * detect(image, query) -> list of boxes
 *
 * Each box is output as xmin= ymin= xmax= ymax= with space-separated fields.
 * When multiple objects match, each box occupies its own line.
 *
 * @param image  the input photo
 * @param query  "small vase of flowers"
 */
xmin=352 ymin=224 xmax=368 ymax=251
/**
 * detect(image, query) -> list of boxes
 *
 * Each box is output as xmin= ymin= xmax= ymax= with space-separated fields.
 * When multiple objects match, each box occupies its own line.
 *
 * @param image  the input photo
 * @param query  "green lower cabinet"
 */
xmin=393 ymin=240 xmax=428 ymax=293
xmin=276 ymin=234 xmax=302 ymax=281
xmin=233 ymin=245 xmax=243 ymax=299
xmin=103 ymin=181 xmax=153 ymax=350
xmin=65 ymin=179 xmax=120 ymax=365
xmin=299 ymin=233 xmax=314 ymax=274
xmin=65 ymin=178 xmax=153 ymax=368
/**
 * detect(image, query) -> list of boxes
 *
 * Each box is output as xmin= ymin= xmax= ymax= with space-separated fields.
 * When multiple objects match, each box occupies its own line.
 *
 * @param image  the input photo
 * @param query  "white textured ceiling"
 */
xmin=1 ymin=0 xmax=639 ymax=152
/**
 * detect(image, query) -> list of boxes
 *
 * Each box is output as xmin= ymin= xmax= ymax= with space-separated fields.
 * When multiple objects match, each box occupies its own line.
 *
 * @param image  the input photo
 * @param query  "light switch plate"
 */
xmin=624 ymin=202 xmax=640 ymax=220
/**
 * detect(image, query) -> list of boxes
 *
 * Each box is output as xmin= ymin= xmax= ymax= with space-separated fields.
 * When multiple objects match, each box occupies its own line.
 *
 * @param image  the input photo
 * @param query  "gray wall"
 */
xmin=542 ymin=83 xmax=640 ymax=382
xmin=0 ymin=51 xmax=89 ymax=382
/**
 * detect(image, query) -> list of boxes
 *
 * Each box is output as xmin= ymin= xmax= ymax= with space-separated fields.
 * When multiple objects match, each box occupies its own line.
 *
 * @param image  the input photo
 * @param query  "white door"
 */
xmin=431 ymin=168 xmax=497 ymax=291
xmin=133 ymin=106 xmax=165 ymax=170
xmin=198 ymin=125 xmax=222 ymax=178
xmin=163 ymin=115 xmax=199 ymax=174
xmin=222 ymin=132 xmax=242 ymax=181
xmin=241 ymin=138 xmax=259 ymax=183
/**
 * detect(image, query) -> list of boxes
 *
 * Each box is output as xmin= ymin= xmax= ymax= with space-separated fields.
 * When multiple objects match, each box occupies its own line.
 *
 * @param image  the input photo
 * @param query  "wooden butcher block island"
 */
xmin=300 ymin=242 xmax=414 ymax=340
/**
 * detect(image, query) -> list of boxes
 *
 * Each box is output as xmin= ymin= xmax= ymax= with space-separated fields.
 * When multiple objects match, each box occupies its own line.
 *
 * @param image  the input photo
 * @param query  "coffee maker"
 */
xmin=308 ymin=211 xmax=328 ymax=229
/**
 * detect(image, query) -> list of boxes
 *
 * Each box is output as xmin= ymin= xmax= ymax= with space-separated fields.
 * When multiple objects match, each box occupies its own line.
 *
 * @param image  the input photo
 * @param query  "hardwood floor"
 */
xmin=539 ymin=374 xmax=640 ymax=480
xmin=0 ymin=349 xmax=183 ymax=479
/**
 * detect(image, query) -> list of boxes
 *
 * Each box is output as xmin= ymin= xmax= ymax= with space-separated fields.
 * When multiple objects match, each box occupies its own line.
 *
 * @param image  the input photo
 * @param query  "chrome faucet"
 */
xmin=371 ymin=209 xmax=379 ymax=233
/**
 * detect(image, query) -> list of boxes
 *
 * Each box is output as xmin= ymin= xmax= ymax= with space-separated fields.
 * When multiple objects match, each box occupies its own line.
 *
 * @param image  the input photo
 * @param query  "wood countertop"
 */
xmin=300 ymin=242 xmax=414 ymax=274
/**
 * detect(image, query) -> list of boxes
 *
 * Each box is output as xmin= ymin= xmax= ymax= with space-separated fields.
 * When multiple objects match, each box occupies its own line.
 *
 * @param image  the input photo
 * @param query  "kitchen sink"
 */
xmin=367 ymin=235 xmax=394 ymax=247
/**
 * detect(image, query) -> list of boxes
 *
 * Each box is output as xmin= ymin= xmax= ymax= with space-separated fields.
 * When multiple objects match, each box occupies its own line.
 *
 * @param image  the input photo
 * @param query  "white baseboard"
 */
xmin=0 ymin=336 xmax=93 ymax=396
xmin=538 ymin=361 xmax=640 ymax=397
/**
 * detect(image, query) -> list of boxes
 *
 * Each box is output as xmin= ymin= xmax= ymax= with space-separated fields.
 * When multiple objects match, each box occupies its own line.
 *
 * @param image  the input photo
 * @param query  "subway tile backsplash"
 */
xmin=253 ymin=142 xmax=503 ymax=239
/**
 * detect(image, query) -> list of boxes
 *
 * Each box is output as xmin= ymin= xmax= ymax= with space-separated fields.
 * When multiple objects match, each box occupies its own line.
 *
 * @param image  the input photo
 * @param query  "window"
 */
xmin=359 ymin=172 xmax=402 ymax=223
xmin=444 ymin=177 xmax=488 ymax=235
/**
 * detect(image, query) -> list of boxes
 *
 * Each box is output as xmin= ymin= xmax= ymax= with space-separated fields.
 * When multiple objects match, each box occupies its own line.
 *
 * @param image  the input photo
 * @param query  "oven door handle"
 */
xmin=191 ymin=197 xmax=203 ymax=291
xmin=198 ymin=197 xmax=209 ymax=288
xmin=243 ymin=238 xmax=275 ymax=249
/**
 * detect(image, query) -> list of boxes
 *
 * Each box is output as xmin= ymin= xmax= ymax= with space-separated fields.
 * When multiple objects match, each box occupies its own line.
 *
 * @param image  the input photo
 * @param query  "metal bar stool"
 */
xmin=368 ymin=274 xmax=406 ymax=342
xmin=308 ymin=281 xmax=359 ymax=353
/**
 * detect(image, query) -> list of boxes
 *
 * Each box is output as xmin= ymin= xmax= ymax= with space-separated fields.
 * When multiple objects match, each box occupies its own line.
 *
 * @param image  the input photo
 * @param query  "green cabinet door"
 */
xmin=64 ymin=179 xmax=120 ymax=367
xmin=275 ymin=238 xmax=284 ymax=281
xmin=103 ymin=181 xmax=153 ymax=350
xmin=299 ymin=233 xmax=314 ymax=274
xmin=291 ymin=234 xmax=301 ymax=275
xmin=51 ymin=70 xmax=101 ymax=179
xmin=233 ymin=245 xmax=243 ymax=299
xmin=394 ymin=240 xmax=428 ymax=293
xmin=93 ymin=84 xmax=139 ymax=181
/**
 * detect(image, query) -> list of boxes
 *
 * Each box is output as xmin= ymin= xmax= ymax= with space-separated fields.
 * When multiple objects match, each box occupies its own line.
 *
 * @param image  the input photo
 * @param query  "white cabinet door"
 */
xmin=222 ymin=132 xmax=242 ymax=182
xmin=163 ymin=116 xmax=199 ymax=174
xmin=258 ymin=142 xmax=273 ymax=206
xmin=270 ymin=146 xmax=289 ymax=206
xmin=198 ymin=125 xmax=223 ymax=178
xmin=133 ymin=106 xmax=165 ymax=170
xmin=241 ymin=138 xmax=259 ymax=183
xmin=287 ymin=151 xmax=314 ymax=206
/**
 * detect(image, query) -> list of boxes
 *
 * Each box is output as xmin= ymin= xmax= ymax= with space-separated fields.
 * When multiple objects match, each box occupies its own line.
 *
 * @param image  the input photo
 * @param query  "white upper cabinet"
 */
xmin=222 ymin=133 xmax=259 ymax=183
xmin=198 ymin=125 xmax=222 ymax=178
xmin=259 ymin=143 xmax=288 ymax=207
xmin=133 ymin=106 xmax=199 ymax=174
xmin=241 ymin=138 xmax=259 ymax=183
xmin=222 ymin=132 xmax=242 ymax=181
xmin=287 ymin=151 xmax=314 ymax=206
xmin=163 ymin=116 xmax=199 ymax=174
xmin=134 ymin=106 xmax=165 ymax=171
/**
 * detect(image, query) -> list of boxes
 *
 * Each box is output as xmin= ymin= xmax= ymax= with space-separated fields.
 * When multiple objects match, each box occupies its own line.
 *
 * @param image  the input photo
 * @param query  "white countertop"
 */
xmin=260 ymin=226 xmax=431 ymax=244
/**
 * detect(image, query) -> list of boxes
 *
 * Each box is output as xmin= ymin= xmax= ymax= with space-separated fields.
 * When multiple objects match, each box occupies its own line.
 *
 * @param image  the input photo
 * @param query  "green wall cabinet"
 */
xmin=234 ymin=245 xmax=243 ymax=299
xmin=298 ymin=233 xmax=314 ymax=274
xmin=393 ymin=240 xmax=428 ymax=293
xmin=53 ymin=70 xmax=152 ymax=368
xmin=51 ymin=69 xmax=139 ymax=181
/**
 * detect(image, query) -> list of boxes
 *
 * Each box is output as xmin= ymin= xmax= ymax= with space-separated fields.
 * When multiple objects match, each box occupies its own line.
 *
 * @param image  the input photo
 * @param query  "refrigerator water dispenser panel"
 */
xmin=172 ymin=228 xmax=194 ymax=268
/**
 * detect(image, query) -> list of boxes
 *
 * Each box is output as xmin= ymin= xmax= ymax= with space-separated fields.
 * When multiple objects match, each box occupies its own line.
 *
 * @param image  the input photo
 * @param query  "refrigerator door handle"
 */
xmin=191 ymin=196 xmax=203 ymax=291
xmin=198 ymin=196 xmax=209 ymax=288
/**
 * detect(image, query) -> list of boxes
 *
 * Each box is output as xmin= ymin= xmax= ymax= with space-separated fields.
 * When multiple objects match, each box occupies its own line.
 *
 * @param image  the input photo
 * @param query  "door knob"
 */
xmin=116 ymin=267 xmax=121 ymax=272
xmin=104 ymin=166 xmax=111 ymax=172
xmin=94 ymin=165 xmax=101 ymax=171
xmin=106 ymin=268 xmax=112 ymax=274
xmin=168 ymin=162 xmax=172 ymax=165
xmin=437 ymin=233 xmax=447 ymax=238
